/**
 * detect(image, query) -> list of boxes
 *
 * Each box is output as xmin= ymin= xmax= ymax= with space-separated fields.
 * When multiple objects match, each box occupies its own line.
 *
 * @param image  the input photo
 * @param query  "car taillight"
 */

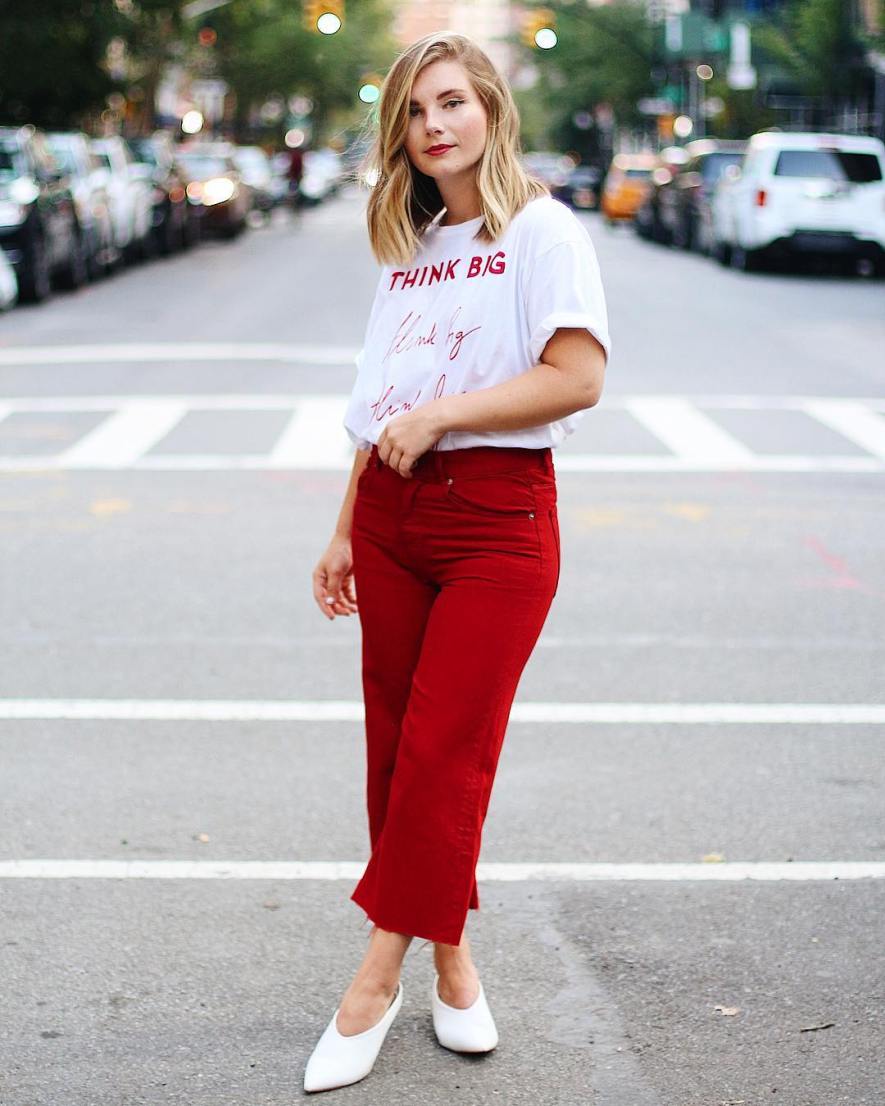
xmin=755 ymin=189 xmax=767 ymax=207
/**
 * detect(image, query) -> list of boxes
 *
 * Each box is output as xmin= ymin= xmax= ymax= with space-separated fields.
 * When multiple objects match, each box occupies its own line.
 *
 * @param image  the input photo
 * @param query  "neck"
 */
xmin=437 ymin=176 xmax=482 ymax=226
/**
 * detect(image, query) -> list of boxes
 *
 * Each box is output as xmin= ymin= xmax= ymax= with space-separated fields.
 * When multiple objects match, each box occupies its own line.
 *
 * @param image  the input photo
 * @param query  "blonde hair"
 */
xmin=360 ymin=32 xmax=548 ymax=265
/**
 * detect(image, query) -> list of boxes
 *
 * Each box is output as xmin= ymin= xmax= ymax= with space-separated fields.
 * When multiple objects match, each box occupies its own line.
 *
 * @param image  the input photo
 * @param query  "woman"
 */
xmin=305 ymin=31 xmax=610 ymax=1093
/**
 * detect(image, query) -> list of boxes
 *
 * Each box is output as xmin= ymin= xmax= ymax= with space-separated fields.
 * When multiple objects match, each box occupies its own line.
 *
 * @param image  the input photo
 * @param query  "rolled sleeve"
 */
xmin=525 ymin=237 xmax=611 ymax=367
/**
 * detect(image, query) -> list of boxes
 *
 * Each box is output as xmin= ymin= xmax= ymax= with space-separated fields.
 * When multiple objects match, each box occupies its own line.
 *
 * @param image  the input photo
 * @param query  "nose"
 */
xmin=424 ymin=108 xmax=444 ymax=135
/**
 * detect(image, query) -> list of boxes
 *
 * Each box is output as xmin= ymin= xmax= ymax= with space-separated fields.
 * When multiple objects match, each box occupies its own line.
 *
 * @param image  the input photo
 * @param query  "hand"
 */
xmin=376 ymin=402 xmax=447 ymax=478
xmin=312 ymin=534 xmax=358 ymax=620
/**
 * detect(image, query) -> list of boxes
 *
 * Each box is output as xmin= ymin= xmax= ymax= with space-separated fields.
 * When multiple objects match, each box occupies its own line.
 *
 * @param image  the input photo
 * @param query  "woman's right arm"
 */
xmin=311 ymin=447 xmax=371 ymax=620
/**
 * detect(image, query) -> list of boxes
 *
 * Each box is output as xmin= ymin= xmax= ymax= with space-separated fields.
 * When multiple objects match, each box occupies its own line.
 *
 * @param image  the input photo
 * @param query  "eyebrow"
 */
xmin=409 ymin=88 xmax=468 ymax=107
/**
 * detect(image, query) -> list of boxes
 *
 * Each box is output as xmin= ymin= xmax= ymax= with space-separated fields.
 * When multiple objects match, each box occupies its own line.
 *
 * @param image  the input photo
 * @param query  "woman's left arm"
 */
xmin=376 ymin=328 xmax=606 ymax=477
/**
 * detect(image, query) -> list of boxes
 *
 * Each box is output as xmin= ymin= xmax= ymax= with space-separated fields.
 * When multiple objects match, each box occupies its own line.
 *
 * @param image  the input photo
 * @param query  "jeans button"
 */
xmin=447 ymin=477 xmax=453 ymax=484
xmin=528 ymin=511 xmax=535 ymax=519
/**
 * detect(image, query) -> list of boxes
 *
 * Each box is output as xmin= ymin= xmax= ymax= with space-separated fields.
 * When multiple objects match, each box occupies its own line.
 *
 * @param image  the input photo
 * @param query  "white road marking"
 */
xmin=626 ymin=396 xmax=756 ymax=463
xmin=1 ymin=699 xmax=883 ymax=723
xmin=0 ymin=860 xmax=881 ymax=881
xmin=58 ymin=401 xmax=187 ymax=469
xmin=0 ymin=343 xmax=359 ymax=366
xmin=802 ymin=399 xmax=885 ymax=461
xmin=2 ymin=394 xmax=885 ymax=472
xmin=268 ymin=396 xmax=354 ymax=469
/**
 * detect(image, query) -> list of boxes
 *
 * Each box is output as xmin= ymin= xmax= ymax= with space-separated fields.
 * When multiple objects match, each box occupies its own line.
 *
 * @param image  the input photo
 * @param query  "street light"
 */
xmin=521 ymin=9 xmax=556 ymax=50
xmin=303 ymin=0 xmax=344 ymax=34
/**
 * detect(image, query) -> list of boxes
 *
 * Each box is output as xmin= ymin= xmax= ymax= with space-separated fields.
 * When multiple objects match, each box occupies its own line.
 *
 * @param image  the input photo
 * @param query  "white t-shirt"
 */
xmin=343 ymin=194 xmax=611 ymax=452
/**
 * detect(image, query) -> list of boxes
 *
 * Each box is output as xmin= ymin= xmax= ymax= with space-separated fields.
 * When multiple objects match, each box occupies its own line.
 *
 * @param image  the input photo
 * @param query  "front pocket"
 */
xmin=445 ymin=473 xmax=538 ymax=519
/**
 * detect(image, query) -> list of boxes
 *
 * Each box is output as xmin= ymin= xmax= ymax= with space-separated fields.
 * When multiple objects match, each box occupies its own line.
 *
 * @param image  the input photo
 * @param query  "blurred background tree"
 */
xmin=753 ymin=0 xmax=871 ymax=111
xmin=514 ymin=0 xmax=654 ymax=156
xmin=206 ymin=0 xmax=396 ymax=143
xmin=0 ymin=0 xmax=126 ymax=127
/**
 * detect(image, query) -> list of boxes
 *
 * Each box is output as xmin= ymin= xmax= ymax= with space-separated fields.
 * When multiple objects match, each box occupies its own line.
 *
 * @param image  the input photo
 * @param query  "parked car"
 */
xmin=711 ymin=130 xmax=885 ymax=273
xmin=175 ymin=144 xmax=251 ymax=237
xmin=232 ymin=145 xmax=276 ymax=214
xmin=46 ymin=130 xmax=117 ymax=276
xmin=551 ymin=164 xmax=603 ymax=211
xmin=521 ymin=151 xmax=573 ymax=190
xmin=601 ymin=153 xmax=657 ymax=224
xmin=128 ymin=133 xmax=201 ymax=253
xmin=638 ymin=139 xmax=747 ymax=251
xmin=0 ymin=124 xmax=86 ymax=302
xmin=90 ymin=136 xmax=154 ymax=264
xmin=633 ymin=146 xmax=693 ymax=241
xmin=0 ymin=245 xmax=17 ymax=309
xmin=299 ymin=147 xmax=344 ymax=205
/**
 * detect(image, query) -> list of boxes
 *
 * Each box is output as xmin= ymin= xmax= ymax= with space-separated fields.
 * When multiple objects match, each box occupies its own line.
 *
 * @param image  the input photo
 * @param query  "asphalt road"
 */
xmin=1 ymin=188 xmax=883 ymax=1106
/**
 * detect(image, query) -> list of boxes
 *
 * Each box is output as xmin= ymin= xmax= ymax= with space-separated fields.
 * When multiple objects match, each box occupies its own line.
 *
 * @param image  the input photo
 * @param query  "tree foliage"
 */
xmin=514 ymin=0 xmax=654 ymax=154
xmin=0 ymin=0 xmax=124 ymax=127
xmin=206 ymin=0 xmax=397 ymax=140
xmin=752 ymin=0 xmax=870 ymax=104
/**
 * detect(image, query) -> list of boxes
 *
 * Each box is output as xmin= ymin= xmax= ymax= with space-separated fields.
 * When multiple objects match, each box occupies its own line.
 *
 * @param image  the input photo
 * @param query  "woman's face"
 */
xmin=403 ymin=59 xmax=488 ymax=182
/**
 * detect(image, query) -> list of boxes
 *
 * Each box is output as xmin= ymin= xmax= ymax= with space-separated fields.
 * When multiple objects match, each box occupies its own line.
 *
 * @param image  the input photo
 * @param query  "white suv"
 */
xmin=712 ymin=130 xmax=885 ymax=274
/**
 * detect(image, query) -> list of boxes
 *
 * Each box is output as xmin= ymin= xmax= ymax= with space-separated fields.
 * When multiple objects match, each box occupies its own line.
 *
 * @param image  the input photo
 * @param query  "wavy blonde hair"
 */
xmin=360 ymin=32 xmax=548 ymax=266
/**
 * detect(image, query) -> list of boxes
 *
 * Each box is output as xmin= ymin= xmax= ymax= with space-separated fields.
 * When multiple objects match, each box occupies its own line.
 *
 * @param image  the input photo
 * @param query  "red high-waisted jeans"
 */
xmin=349 ymin=442 xmax=560 ymax=945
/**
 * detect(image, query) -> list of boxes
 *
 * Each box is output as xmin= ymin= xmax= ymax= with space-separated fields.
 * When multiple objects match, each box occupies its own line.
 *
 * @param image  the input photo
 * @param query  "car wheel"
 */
xmin=682 ymin=217 xmax=697 ymax=252
xmin=19 ymin=234 xmax=52 ymax=303
xmin=56 ymin=230 xmax=88 ymax=291
xmin=713 ymin=239 xmax=731 ymax=267
xmin=730 ymin=243 xmax=764 ymax=272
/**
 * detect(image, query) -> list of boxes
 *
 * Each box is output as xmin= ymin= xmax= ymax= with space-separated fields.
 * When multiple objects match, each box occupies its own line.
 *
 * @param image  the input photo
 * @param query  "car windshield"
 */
xmin=47 ymin=145 xmax=78 ymax=175
xmin=701 ymin=152 xmax=744 ymax=181
xmin=177 ymin=155 xmax=229 ymax=178
xmin=130 ymin=142 xmax=158 ymax=166
xmin=0 ymin=144 xmax=23 ymax=177
xmin=773 ymin=149 xmax=882 ymax=183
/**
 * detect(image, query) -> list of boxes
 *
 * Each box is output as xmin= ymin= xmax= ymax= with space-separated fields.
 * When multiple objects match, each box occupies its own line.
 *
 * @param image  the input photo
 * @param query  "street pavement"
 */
xmin=0 ymin=187 xmax=883 ymax=1106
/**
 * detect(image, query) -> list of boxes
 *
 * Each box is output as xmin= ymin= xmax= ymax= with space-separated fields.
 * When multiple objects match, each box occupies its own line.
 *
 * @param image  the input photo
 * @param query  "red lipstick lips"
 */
xmin=426 ymin=144 xmax=454 ymax=156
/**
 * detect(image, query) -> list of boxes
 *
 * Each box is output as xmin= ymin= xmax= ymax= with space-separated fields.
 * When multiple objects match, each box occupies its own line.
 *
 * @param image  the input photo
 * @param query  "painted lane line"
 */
xmin=268 ymin=397 xmax=355 ymax=469
xmin=626 ymin=397 xmax=756 ymax=463
xmin=0 ymin=860 xmax=882 ymax=881
xmin=2 ymin=393 xmax=884 ymax=412
xmin=2 ymin=454 xmax=882 ymax=474
xmin=802 ymin=399 xmax=885 ymax=462
xmin=0 ymin=343 xmax=359 ymax=367
xmin=1 ymin=699 xmax=884 ymax=724
xmin=57 ymin=401 xmax=187 ymax=469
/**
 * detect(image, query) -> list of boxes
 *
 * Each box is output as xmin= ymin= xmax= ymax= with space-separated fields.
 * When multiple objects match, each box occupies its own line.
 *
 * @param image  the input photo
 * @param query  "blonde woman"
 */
xmin=305 ymin=31 xmax=610 ymax=1092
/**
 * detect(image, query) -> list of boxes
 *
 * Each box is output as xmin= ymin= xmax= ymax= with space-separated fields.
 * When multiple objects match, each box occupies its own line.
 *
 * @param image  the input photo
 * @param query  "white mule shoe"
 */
xmin=431 ymin=972 xmax=498 ymax=1053
xmin=303 ymin=981 xmax=404 ymax=1093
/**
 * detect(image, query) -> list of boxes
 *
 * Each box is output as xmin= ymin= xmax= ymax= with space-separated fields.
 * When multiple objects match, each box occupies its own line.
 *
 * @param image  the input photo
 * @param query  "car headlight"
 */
xmin=9 ymin=178 xmax=39 ymax=205
xmin=201 ymin=177 xmax=236 ymax=205
xmin=0 ymin=201 xmax=27 ymax=227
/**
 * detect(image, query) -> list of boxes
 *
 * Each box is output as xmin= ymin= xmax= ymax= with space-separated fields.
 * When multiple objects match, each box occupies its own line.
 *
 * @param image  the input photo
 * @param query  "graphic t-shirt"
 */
xmin=343 ymin=194 xmax=611 ymax=452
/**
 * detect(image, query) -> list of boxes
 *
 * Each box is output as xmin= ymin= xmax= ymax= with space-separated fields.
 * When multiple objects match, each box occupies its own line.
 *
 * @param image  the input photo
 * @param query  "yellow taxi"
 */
xmin=601 ymin=153 xmax=658 ymax=223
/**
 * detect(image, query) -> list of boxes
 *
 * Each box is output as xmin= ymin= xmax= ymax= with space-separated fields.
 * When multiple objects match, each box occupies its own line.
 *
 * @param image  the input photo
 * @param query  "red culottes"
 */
xmin=349 ymin=442 xmax=560 ymax=945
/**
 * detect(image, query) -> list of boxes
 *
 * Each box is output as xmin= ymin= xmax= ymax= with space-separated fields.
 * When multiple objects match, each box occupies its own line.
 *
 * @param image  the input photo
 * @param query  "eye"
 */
xmin=444 ymin=99 xmax=464 ymax=109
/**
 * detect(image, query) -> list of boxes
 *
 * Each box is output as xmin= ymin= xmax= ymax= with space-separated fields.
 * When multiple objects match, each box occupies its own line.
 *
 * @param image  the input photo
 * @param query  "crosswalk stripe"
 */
xmin=625 ymin=396 xmax=756 ymax=463
xmin=0 ymin=343 xmax=358 ymax=366
xmin=1 ymin=699 xmax=883 ymax=723
xmin=58 ymin=401 xmax=188 ymax=469
xmin=268 ymin=397 xmax=355 ymax=468
xmin=0 ymin=860 xmax=882 ymax=881
xmin=802 ymin=399 xmax=885 ymax=461
xmin=3 ymin=395 xmax=885 ymax=472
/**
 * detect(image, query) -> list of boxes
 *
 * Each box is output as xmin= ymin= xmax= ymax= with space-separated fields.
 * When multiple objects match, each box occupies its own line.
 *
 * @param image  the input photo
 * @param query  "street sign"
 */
xmin=638 ymin=97 xmax=677 ymax=116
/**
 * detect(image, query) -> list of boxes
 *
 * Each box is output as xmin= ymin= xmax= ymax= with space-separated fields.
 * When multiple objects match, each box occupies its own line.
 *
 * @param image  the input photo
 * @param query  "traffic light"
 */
xmin=521 ymin=8 xmax=556 ymax=49
xmin=303 ymin=0 xmax=345 ymax=34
